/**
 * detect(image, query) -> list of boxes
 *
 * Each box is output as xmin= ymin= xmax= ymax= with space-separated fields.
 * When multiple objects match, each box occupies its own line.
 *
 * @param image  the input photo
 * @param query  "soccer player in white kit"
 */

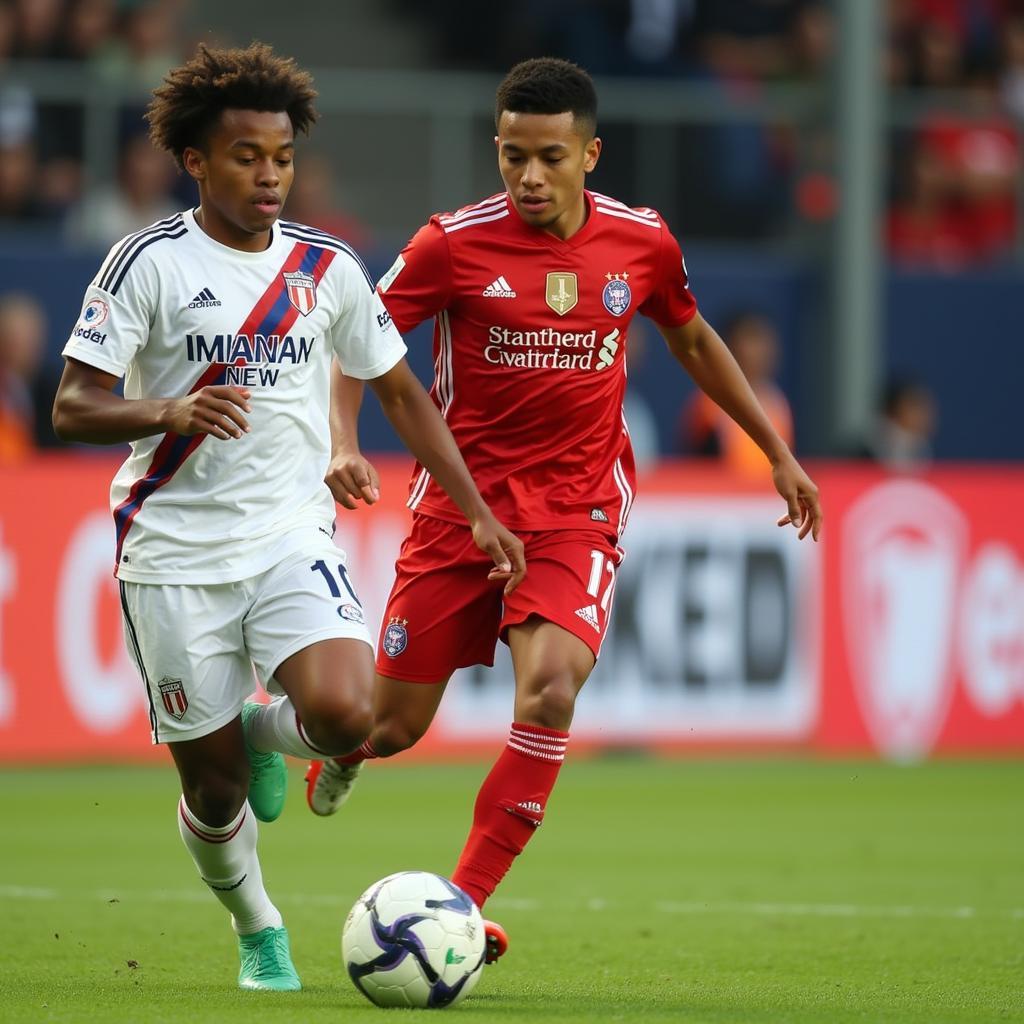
xmin=51 ymin=43 xmax=524 ymax=992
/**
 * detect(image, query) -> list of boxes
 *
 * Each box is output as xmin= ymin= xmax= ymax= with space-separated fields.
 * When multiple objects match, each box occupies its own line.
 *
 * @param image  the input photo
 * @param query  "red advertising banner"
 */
xmin=0 ymin=456 xmax=1021 ymax=761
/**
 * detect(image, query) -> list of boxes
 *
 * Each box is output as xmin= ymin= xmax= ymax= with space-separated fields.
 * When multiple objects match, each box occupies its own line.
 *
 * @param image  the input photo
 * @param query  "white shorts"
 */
xmin=118 ymin=536 xmax=373 ymax=744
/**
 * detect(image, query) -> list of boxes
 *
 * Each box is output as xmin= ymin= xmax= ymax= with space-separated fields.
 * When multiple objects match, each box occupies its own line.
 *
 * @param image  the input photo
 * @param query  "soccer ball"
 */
xmin=342 ymin=871 xmax=486 ymax=1008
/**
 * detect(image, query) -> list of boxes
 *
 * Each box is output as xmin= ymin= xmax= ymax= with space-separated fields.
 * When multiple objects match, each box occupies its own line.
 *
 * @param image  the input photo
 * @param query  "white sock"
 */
xmin=177 ymin=797 xmax=283 ymax=936
xmin=246 ymin=695 xmax=332 ymax=759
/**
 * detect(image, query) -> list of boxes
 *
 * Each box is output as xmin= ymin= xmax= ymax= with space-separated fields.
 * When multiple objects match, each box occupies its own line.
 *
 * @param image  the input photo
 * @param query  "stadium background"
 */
xmin=0 ymin=0 xmax=1021 ymax=763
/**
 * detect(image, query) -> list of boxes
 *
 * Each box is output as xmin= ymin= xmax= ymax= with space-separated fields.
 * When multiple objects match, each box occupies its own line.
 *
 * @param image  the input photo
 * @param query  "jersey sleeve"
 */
xmin=639 ymin=223 xmax=698 ymax=328
xmin=328 ymin=254 xmax=408 ymax=380
xmin=61 ymin=243 xmax=159 ymax=377
xmin=374 ymin=219 xmax=454 ymax=333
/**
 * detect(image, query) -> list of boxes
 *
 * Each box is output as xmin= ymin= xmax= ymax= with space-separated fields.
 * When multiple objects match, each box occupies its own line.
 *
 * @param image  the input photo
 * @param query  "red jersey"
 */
xmin=377 ymin=189 xmax=698 ymax=535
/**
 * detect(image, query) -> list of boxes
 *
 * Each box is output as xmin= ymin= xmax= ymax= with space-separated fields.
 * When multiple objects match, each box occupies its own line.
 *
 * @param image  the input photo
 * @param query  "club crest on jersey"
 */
xmin=545 ymin=272 xmax=578 ymax=316
xmin=283 ymin=270 xmax=317 ymax=315
xmin=382 ymin=616 xmax=409 ymax=657
xmin=602 ymin=273 xmax=631 ymax=316
xmin=157 ymin=677 xmax=188 ymax=720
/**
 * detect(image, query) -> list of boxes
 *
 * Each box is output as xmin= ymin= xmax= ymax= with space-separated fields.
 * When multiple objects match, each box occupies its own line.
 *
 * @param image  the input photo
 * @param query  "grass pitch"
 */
xmin=2 ymin=758 xmax=1021 ymax=1023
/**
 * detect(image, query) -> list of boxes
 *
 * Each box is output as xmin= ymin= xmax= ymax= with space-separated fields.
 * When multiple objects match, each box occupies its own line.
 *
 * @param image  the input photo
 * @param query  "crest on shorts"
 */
xmin=382 ymin=616 xmax=408 ymax=657
xmin=545 ymin=272 xmax=578 ymax=316
xmin=283 ymin=270 xmax=317 ymax=315
xmin=157 ymin=677 xmax=188 ymax=720
xmin=338 ymin=603 xmax=365 ymax=624
xmin=602 ymin=273 xmax=631 ymax=316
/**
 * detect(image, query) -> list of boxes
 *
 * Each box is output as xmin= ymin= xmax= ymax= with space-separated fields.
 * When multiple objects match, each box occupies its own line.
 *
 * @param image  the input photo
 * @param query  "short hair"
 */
xmin=494 ymin=57 xmax=597 ymax=137
xmin=146 ymin=42 xmax=318 ymax=168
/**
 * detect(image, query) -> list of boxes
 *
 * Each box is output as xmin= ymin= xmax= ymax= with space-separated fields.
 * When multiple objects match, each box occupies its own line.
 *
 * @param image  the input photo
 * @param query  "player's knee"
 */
xmin=182 ymin=770 xmax=248 ymax=827
xmin=301 ymin=690 xmax=373 ymax=756
xmin=371 ymin=713 xmax=430 ymax=757
xmin=518 ymin=672 xmax=578 ymax=730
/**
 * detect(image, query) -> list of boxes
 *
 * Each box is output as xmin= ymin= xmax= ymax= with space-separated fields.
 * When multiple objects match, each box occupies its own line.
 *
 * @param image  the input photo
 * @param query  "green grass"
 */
xmin=2 ymin=759 xmax=1022 ymax=1023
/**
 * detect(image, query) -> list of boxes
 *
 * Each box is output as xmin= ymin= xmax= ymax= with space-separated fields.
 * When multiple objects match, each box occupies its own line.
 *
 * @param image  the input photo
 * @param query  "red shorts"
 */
xmin=375 ymin=515 xmax=623 ymax=682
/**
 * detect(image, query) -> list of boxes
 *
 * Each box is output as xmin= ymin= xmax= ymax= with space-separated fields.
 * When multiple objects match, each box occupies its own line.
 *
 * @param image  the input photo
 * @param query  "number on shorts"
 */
xmin=586 ymin=549 xmax=616 ymax=611
xmin=310 ymin=559 xmax=361 ymax=605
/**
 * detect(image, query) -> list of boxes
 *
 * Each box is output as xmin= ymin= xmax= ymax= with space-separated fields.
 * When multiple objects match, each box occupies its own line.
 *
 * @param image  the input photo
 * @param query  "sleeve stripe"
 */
xmin=105 ymin=226 xmax=188 ymax=295
xmin=96 ymin=213 xmax=184 ymax=292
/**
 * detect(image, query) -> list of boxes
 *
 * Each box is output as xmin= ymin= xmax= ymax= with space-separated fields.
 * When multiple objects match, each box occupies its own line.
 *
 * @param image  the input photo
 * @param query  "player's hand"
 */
xmin=470 ymin=511 xmax=526 ymax=596
xmin=326 ymin=452 xmax=381 ymax=510
xmin=166 ymin=385 xmax=251 ymax=439
xmin=772 ymin=453 xmax=823 ymax=541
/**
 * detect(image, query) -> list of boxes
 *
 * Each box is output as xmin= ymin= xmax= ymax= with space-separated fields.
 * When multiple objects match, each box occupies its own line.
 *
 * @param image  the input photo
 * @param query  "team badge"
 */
xmin=602 ymin=273 xmax=631 ymax=316
xmin=157 ymin=677 xmax=188 ymax=720
xmin=545 ymin=272 xmax=578 ymax=316
xmin=338 ymin=603 xmax=365 ymax=623
xmin=283 ymin=270 xmax=317 ymax=315
xmin=82 ymin=298 xmax=109 ymax=327
xmin=382 ymin=616 xmax=409 ymax=657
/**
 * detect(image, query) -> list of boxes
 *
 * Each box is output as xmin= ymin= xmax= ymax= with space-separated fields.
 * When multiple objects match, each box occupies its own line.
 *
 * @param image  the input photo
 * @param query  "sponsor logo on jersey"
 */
xmin=72 ymin=324 xmax=107 ymax=345
xmin=82 ymin=298 xmax=109 ymax=327
xmin=376 ymin=308 xmax=392 ymax=329
xmin=157 ymin=677 xmax=188 ymax=720
xmin=283 ymin=270 xmax=317 ymax=315
xmin=545 ymin=272 xmax=578 ymax=316
xmin=574 ymin=604 xmax=601 ymax=632
xmin=185 ymin=333 xmax=315 ymax=388
xmin=595 ymin=328 xmax=620 ymax=371
xmin=338 ymin=603 xmax=364 ymax=623
xmin=483 ymin=325 xmax=624 ymax=372
xmin=602 ymin=272 xmax=631 ymax=316
xmin=382 ymin=616 xmax=409 ymax=657
xmin=590 ymin=508 xmax=609 ymax=523
xmin=188 ymin=287 xmax=222 ymax=309
xmin=482 ymin=276 xmax=516 ymax=298
xmin=377 ymin=254 xmax=405 ymax=293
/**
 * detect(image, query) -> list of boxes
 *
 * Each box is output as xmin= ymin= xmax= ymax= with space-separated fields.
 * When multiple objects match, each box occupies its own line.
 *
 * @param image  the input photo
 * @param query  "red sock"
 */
xmin=335 ymin=739 xmax=379 ymax=765
xmin=451 ymin=722 xmax=568 ymax=911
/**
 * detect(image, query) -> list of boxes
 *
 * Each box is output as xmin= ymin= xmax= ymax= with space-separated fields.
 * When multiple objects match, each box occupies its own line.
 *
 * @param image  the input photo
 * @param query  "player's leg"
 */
xmin=305 ymin=515 xmax=503 ymax=815
xmin=450 ymin=531 xmax=618 ymax=921
xmin=239 ymin=539 xmax=378 ymax=820
xmin=120 ymin=580 xmax=299 ymax=991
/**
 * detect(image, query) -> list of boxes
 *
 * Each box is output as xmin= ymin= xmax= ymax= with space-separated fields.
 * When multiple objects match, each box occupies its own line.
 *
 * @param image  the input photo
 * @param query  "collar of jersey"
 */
xmin=506 ymin=189 xmax=600 ymax=253
xmin=184 ymin=207 xmax=285 ymax=261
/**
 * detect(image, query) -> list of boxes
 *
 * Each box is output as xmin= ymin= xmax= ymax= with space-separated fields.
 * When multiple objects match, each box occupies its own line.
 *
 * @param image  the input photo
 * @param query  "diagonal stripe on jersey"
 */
xmin=111 ymin=241 xmax=337 ymax=569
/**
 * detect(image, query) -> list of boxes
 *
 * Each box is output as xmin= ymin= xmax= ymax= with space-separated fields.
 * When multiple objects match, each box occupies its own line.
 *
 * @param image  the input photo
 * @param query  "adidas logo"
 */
xmin=574 ymin=604 xmax=600 ymax=632
xmin=590 ymin=508 xmax=609 ymax=523
xmin=188 ymin=287 xmax=221 ymax=309
xmin=482 ymin=276 xmax=516 ymax=298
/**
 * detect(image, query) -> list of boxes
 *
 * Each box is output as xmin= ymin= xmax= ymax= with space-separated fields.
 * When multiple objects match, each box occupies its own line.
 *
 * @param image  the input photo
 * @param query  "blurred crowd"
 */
xmin=0 ymin=0 xmax=983 ymax=462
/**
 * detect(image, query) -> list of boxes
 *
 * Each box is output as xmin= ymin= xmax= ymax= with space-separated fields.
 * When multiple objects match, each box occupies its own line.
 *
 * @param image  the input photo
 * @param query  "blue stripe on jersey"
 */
xmin=280 ymin=224 xmax=373 ymax=289
xmin=97 ymin=214 xmax=184 ymax=292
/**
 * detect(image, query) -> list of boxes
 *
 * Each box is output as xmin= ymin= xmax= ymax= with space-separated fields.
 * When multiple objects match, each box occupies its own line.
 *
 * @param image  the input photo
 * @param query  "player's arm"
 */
xmin=366 ymin=356 xmax=526 ymax=594
xmin=52 ymin=357 xmax=252 ymax=445
xmin=326 ymin=359 xmax=380 ymax=510
xmin=658 ymin=312 xmax=823 ymax=541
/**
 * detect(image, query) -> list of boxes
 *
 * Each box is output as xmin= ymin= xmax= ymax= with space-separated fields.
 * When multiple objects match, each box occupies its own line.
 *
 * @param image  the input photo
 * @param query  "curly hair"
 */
xmin=494 ymin=57 xmax=597 ymax=137
xmin=146 ymin=42 xmax=318 ymax=167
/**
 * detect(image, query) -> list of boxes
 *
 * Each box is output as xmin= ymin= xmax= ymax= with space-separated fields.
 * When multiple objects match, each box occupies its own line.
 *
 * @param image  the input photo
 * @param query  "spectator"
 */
xmin=679 ymin=310 xmax=794 ymax=477
xmin=0 ymin=293 xmax=45 ymax=463
xmin=282 ymin=150 xmax=371 ymax=250
xmin=64 ymin=133 xmax=177 ymax=248
xmin=858 ymin=378 xmax=937 ymax=471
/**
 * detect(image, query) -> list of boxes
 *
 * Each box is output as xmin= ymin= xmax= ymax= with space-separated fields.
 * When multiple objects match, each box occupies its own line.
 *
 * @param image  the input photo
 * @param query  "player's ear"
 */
xmin=583 ymin=136 xmax=601 ymax=174
xmin=182 ymin=146 xmax=206 ymax=182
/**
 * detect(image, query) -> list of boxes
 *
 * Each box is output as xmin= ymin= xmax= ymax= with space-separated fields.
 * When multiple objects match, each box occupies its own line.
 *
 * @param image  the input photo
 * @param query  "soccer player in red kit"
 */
xmin=309 ymin=57 xmax=823 ymax=960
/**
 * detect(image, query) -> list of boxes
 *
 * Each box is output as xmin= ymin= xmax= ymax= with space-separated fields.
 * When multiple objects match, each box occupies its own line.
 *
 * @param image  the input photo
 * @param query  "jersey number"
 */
xmin=586 ymin=550 xmax=616 ymax=611
xmin=310 ymin=560 xmax=360 ymax=605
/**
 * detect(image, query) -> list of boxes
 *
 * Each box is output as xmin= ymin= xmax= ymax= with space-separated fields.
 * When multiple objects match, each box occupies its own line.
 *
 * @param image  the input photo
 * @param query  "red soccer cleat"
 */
xmin=483 ymin=920 xmax=508 ymax=964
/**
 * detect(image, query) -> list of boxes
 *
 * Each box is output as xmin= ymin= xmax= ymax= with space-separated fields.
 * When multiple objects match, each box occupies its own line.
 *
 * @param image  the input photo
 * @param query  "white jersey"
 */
xmin=62 ymin=208 xmax=406 ymax=584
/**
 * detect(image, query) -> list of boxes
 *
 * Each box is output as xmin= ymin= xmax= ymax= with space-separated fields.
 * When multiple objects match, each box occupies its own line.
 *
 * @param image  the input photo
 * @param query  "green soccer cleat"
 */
xmin=240 ymin=702 xmax=287 ymax=823
xmin=237 ymin=926 xmax=302 ymax=991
